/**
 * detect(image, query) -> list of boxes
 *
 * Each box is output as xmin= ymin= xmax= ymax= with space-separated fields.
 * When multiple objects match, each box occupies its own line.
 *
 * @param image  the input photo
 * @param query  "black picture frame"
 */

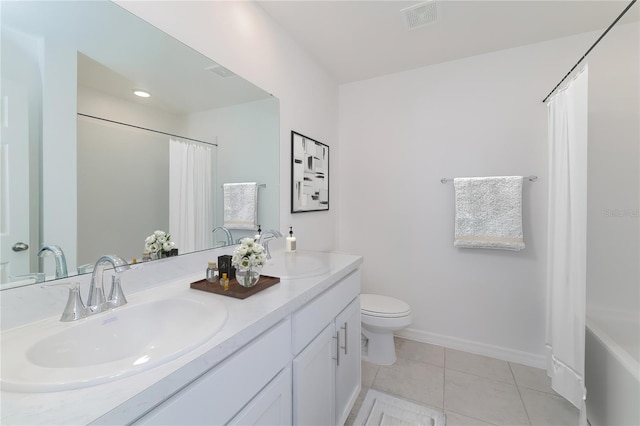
xmin=291 ymin=131 xmax=329 ymax=213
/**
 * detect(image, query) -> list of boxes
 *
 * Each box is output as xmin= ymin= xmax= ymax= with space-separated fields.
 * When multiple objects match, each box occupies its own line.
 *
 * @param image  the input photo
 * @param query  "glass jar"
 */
xmin=206 ymin=261 xmax=219 ymax=284
xmin=236 ymin=266 xmax=261 ymax=288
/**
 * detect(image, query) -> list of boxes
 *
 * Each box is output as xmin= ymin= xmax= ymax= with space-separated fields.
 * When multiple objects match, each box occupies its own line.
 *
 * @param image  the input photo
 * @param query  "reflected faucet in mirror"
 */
xmin=38 ymin=245 xmax=68 ymax=279
xmin=259 ymin=230 xmax=283 ymax=260
xmin=212 ymin=226 xmax=233 ymax=247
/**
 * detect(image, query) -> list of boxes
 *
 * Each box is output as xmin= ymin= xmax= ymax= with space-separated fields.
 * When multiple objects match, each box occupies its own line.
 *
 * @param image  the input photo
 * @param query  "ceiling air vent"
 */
xmin=401 ymin=1 xmax=439 ymax=31
xmin=205 ymin=64 xmax=235 ymax=78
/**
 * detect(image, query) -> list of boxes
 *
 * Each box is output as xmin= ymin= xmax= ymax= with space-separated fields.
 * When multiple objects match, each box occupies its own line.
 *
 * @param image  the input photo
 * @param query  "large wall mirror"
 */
xmin=0 ymin=1 xmax=280 ymax=289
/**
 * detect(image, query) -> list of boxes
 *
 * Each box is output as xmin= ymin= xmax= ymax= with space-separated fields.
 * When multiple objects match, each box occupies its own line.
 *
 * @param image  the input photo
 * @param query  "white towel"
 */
xmin=454 ymin=176 xmax=525 ymax=251
xmin=223 ymin=182 xmax=258 ymax=230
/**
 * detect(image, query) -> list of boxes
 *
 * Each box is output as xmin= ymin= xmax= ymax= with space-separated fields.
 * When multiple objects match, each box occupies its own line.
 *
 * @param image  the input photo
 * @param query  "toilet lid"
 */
xmin=361 ymin=294 xmax=411 ymax=318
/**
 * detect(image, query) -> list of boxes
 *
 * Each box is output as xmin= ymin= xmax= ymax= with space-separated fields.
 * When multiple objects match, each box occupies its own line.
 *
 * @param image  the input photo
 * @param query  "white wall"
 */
xmin=586 ymin=22 xmax=639 ymax=316
xmin=338 ymin=32 xmax=610 ymax=366
xmin=116 ymin=1 xmax=339 ymax=252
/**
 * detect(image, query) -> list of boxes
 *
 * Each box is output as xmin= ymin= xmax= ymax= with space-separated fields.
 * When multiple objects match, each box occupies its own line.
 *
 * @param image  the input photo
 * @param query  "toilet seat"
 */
xmin=361 ymin=294 xmax=411 ymax=318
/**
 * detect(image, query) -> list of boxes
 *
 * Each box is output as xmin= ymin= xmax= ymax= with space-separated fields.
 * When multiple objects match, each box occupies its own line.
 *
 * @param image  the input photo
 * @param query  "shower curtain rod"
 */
xmin=77 ymin=113 xmax=218 ymax=147
xmin=542 ymin=0 xmax=637 ymax=103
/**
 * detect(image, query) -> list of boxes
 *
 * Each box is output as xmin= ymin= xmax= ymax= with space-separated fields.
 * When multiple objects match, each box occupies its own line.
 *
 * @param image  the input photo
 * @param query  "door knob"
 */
xmin=12 ymin=242 xmax=29 ymax=252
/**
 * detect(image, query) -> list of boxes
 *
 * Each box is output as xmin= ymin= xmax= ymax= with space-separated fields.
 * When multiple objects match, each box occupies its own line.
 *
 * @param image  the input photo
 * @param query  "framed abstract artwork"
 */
xmin=291 ymin=131 xmax=329 ymax=213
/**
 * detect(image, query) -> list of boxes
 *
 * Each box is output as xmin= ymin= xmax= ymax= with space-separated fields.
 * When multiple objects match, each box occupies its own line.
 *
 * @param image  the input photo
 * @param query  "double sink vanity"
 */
xmin=0 ymin=248 xmax=363 ymax=425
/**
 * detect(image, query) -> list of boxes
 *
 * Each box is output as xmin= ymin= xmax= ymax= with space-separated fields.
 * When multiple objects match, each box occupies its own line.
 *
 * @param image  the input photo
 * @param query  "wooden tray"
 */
xmin=190 ymin=275 xmax=280 ymax=299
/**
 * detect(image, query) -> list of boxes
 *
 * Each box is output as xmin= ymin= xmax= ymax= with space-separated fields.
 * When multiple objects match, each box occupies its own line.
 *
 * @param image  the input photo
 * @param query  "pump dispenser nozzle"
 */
xmin=286 ymin=226 xmax=296 ymax=252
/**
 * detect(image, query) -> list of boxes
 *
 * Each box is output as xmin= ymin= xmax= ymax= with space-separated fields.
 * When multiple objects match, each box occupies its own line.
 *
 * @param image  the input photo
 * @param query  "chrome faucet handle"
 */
xmin=60 ymin=283 xmax=86 ymax=322
xmin=107 ymin=274 xmax=127 ymax=309
xmin=42 ymin=281 xmax=86 ymax=322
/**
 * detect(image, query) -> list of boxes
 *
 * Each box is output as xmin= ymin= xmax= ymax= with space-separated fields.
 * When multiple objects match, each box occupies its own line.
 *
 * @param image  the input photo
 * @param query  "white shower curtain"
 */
xmin=169 ymin=138 xmax=213 ymax=253
xmin=546 ymin=65 xmax=588 ymax=425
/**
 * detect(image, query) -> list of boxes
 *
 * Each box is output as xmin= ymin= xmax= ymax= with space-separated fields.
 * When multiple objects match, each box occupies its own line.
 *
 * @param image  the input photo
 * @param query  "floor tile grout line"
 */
xmin=509 ymin=361 xmax=533 ymax=426
xmin=442 ymin=348 xmax=448 ymax=411
xmin=444 ymin=408 xmax=501 ymax=426
xmin=443 ymin=365 xmax=519 ymax=386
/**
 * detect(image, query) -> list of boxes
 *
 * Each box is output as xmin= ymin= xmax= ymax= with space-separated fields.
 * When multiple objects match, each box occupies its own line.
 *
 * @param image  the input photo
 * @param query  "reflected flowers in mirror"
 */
xmin=145 ymin=230 xmax=175 ymax=259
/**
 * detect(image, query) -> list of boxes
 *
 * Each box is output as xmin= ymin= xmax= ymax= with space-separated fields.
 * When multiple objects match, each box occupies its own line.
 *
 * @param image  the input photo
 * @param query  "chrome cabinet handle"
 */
xmin=334 ymin=332 xmax=340 ymax=366
xmin=340 ymin=322 xmax=348 ymax=355
xmin=12 ymin=242 xmax=29 ymax=252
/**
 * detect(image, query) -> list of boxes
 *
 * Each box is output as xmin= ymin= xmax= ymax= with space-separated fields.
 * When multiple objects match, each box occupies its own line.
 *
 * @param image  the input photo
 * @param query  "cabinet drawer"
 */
xmin=292 ymin=269 xmax=360 ymax=354
xmin=137 ymin=318 xmax=291 ymax=425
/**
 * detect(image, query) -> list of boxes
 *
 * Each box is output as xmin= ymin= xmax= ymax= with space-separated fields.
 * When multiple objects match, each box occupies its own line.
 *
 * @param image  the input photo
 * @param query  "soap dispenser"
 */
xmin=254 ymin=225 xmax=262 ymax=242
xmin=286 ymin=226 xmax=297 ymax=252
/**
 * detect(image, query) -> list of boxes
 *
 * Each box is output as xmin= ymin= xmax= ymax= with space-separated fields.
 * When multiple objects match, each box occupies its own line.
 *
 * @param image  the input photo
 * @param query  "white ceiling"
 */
xmin=257 ymin=0 xmax=639 ymax=84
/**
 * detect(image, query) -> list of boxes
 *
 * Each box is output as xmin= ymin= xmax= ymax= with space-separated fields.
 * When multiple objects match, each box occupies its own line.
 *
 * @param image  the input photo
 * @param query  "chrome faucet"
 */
xmin=38 ymin=245 xmax=68 ymax=279
xmin=87 ymin=255 xmax=131 ymax=313
xmin=43 ymin=254 xmax=130 ymax=322
xmin=212 ymin=226 xmax=233 ymax=246
xmin=258 ymin=229 xmax=283 ymax=260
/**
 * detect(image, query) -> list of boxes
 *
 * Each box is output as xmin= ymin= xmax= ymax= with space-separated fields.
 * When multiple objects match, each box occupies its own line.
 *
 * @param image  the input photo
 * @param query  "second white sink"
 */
xmin=1 ymin=288 xmax=227 ymax=393
xmin=262 ymin=251 xmax=331 ymax=279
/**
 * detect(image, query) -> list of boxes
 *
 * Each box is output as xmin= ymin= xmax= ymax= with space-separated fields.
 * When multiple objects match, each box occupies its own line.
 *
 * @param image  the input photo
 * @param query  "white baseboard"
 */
xmin=395 ymin=327 xmax=546 ymax=369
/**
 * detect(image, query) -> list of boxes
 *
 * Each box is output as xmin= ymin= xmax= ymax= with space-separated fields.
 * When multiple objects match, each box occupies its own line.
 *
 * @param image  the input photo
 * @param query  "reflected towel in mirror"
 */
xmin=223 ymin=182 xmax=258 ymax=230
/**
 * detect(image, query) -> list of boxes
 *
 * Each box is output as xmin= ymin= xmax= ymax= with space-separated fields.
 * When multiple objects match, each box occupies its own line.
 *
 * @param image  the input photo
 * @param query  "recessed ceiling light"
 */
xmin=133 ymin=89 xmax=151 ymax=98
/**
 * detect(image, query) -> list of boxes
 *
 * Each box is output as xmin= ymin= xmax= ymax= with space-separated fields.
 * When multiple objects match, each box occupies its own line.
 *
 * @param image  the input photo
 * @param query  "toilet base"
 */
xmin=361 ymin=328 xmax=397 ymax=366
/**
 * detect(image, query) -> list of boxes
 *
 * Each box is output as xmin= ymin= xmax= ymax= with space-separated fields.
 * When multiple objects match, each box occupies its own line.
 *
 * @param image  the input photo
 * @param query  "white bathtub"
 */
xmin=585 ymin=309 xmax=640 ymax=426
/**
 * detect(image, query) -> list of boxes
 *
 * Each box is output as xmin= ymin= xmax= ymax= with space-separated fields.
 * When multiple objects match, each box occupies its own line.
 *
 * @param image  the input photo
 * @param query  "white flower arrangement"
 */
xmin=145 ymin=230 xmax=175 ymax=256
xmin=232 ymin=238 xmax=267 ymax=270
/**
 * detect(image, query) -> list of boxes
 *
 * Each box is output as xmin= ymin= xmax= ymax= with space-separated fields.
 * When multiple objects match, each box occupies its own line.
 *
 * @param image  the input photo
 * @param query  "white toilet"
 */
xmin=361 ymin=293 xmax=412 ymax=365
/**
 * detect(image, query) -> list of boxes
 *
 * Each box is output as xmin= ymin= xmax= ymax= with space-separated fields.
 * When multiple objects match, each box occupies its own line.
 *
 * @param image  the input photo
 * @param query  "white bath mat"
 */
xmin=353 ymin=389 xmax=446 ymax=426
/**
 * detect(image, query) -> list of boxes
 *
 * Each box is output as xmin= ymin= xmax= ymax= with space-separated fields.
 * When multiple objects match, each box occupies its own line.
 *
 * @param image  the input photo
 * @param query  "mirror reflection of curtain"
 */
xmin=169 ymin=138 xmax=214 ymax=253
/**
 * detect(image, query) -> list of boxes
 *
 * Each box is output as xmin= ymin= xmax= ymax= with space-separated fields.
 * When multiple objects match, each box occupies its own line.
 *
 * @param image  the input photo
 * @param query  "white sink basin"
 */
xmin=1 ymin=290 xmax=227 ymax=392
xmin=262 ymin=251 xmax=331 ymax=279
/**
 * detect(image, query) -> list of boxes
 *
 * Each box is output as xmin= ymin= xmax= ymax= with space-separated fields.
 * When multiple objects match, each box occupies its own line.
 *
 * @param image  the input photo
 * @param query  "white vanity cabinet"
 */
xmin=292 ymin=270 xmax=361 ymax=426
xmin=135 ymin=319 xmax=292 ymax=425
xmin=133 ymin=269 xmax=361 ymax=426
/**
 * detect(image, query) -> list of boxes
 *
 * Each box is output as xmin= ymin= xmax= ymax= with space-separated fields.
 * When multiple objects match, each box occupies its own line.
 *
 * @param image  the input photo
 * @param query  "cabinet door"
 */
xmin=229 ymin=367 xmax=292 ymax=426
xmin=293 ymin=323 xmax=336 ymax=426
xmin=335 ymin=297 xmax=361 ymax=426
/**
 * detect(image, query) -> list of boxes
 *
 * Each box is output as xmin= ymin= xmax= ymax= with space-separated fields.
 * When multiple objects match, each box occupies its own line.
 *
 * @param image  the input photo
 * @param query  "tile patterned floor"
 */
xmin=347 ymin=337 xmax=579 ymax=426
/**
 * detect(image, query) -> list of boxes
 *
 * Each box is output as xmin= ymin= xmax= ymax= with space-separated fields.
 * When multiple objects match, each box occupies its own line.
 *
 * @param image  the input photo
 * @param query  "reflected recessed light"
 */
xmin=133 ymin=89 xmax=150 ymax=98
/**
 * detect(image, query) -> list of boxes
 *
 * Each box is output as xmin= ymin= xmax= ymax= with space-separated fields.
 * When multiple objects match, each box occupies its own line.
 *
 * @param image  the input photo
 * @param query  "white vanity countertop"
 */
xmin=0 ymin=250 xmax=363 ymax=426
